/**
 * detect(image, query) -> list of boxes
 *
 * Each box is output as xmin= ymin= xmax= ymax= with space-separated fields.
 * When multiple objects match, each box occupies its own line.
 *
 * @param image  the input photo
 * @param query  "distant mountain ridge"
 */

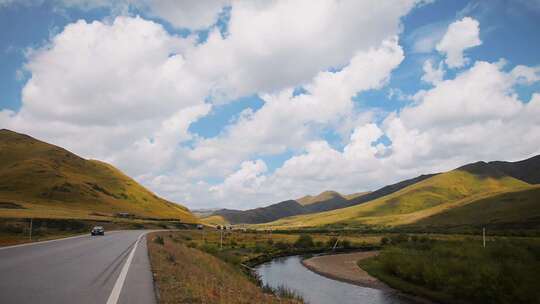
xmin=260 ymin=155 xmax=540 ymax=229
xmin=203 ymin=154 xmax=540 ymax=226
xmin=0 ymin=129 xmax=196 ymax=222
xmin=204 ymin=174 xmax=441 ymax=224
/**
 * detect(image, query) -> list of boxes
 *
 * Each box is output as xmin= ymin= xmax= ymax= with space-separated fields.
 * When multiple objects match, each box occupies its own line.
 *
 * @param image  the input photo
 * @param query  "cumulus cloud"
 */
xmin=188 ymin=37 xmax=405 ymax=178
xmin=421 ymin=59 xmax=445 ymax=85
xmin=436 ymin=17 xmax=482 ymax=68
xmin=207 ymin=60 xmax=540 ymax=208
xmin=1 ymin=16 xmax=207 ymax=174
xmin=3 ymin=1 xmax=538 ymax=211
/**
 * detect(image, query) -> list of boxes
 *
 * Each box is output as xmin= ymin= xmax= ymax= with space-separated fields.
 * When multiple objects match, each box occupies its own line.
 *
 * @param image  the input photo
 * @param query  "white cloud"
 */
xmin=421 ymin=59 xmax=445 ymax=85
xmin=4 ymin=1 xmax=539 ymax=211
xmin=188 ymin=37 xmax=405 ymax=178
xmin=436 ymin=17 xmax=482 ymax=68
xmin=140 ymin=0 xmax=229 ymax=29
xmin=1 ymin=16 xmax=207 ymax=176
xmin=206 ymin=60 xmax=540 ymax=208
xmin=185 ymin=0 xmax=417 ymax=100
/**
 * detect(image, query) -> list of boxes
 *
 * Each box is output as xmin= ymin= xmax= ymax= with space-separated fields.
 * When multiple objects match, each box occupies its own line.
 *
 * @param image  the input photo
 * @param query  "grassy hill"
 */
xmin=204 ymin=191 xmax=372 ymax=225
xmin=259 ymin=162 xmax=534 ymax=229
xmin=0 ymin=129 xmax=196 ymax=222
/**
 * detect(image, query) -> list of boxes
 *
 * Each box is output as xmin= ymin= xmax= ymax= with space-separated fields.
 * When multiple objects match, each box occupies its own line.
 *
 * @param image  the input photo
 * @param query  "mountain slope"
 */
xmin=414 ymin=186 xmax=540 ymax=229
xmin=260 ymin=162 xmax=531 ymax=229
xmin=489 ymin=155 xmax=540 ymax=184
xmin=0 ymin=129 xmax=196 ymax=222
xmin=298 ymin=191 xmax=370 ymax=213
xmin=211 ymin=200 xmax=307 ymax=224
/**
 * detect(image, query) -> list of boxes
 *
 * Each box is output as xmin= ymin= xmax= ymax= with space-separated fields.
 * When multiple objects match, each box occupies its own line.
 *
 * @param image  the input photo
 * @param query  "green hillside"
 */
xmin=414 ymin=186 xmax=540 ymax=229
xmin=260 ymin=163 xmax=532 ymax=229
xmin=0 ymin=129 xmax=197 ymax=222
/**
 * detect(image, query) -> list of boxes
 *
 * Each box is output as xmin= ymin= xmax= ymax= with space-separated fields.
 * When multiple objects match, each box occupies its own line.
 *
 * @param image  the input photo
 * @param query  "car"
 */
xmin=91 ymin=226 xmax=105 ymax=236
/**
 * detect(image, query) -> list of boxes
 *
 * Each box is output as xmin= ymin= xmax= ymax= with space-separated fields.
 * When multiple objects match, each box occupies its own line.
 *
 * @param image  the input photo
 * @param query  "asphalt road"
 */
xmin=0 ymin=230 xmax=157 ymax=304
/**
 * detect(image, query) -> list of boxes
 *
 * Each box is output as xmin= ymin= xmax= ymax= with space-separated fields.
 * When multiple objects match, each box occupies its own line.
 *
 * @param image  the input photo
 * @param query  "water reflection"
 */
xmin=255 ymin=256 xmax=418 ymax=304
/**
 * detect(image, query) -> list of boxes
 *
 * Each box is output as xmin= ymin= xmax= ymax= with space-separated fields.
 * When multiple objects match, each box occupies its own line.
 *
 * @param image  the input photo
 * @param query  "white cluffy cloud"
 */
xmin=421 ymin=59 xmax=445 ymax=85
xmin=1 ymin=1 xmax=420 ymax=209
xmin=3 ymin=1 xmax=539 ymax=211
xmin=436 ymin=17 xmax=482 ymax=68
xmin=1 ymin=16 xmax=208 ymax=176
xmin=207 ymin=60 xmax=540 ymax=208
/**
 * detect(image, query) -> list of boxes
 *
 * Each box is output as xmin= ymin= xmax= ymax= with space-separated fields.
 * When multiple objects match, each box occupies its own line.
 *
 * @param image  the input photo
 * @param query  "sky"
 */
xmin=1 ymin=0 xmax=540 ymax=210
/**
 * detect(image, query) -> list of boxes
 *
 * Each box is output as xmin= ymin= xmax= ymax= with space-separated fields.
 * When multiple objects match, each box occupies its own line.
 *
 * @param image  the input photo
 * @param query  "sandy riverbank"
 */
xmin=302 ymin=251 xmax=391 ymax=291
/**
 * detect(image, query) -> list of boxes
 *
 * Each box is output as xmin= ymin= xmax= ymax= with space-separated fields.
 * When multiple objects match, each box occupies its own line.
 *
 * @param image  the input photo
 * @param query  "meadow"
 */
xmin=359 ymin=236 xmax=540 ymax=304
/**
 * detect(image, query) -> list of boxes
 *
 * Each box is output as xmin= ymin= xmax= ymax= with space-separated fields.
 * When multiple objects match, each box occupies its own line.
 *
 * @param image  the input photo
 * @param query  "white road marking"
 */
xmin=106 ymin=232 xmax=146 ymax=304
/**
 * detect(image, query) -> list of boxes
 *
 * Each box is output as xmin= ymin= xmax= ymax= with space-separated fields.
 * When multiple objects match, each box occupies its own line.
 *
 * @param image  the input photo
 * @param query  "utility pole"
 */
xmin=29 ymin=218 xmax=33 ymax=241
xmin=482 ymin=227 xmax=486 ymax=248
xmin=332 ymin=236 xmax=340 ymax=251
xmin=220 ymin=228 xmax=223 ymax=250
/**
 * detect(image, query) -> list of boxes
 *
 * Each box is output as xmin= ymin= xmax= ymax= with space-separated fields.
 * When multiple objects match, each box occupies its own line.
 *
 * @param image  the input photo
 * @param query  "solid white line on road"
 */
xmin=106 ymin=232 xmax=146 ymax=304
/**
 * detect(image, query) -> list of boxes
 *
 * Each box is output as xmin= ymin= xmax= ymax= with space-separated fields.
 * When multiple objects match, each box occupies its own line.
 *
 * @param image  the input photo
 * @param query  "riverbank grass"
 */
xmin=147 ymin=231 xmax=304 ymax=304
xmin=359 ymin=236 xmax=540 ymax=304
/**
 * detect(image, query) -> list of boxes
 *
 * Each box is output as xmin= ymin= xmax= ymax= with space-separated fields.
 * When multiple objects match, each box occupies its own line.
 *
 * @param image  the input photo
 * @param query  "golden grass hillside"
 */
xmin=0 ymin=129 xmax=196 ymax=222
xmin=200 ymin=215 xmax=230 ymax=226
xmin=259 ymin=165 xmax=533 ymax=229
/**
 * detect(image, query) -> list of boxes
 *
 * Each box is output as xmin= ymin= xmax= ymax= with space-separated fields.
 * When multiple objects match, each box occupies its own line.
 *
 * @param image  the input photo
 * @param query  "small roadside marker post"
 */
xmin=332 ymin=236 xmax=340 ymax=251
xmin=29 ymin=218 xmax=33 ymax=241
xmin=482 ymin=227 xmax=486 ymax=248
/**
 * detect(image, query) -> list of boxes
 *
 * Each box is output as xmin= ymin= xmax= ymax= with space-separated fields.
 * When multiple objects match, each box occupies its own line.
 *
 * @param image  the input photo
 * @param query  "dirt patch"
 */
xmin=302 ymin=251 xmax=392 ymax=291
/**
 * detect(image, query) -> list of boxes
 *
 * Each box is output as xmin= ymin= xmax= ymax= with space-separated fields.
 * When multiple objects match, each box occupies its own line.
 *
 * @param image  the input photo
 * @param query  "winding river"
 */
xmin=255 ymin=255 xmax=418 ymax=304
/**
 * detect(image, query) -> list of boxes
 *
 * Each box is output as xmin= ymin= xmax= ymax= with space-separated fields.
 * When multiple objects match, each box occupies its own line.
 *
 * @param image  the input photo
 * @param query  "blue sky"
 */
xmin=1 ymin=0 xmax=539 ymax=209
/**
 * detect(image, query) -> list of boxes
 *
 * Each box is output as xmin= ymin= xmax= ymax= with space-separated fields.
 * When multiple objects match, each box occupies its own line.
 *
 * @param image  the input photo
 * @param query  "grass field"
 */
xmin=257 ymin=168 xmax=534 ymax=229
xmin=0 ymin=129 xmax=196 ymax=222
xmin=147 ymin=231 xmax=303 ymax=304
xmin=359 ymin=236 xmax=540 ymax=304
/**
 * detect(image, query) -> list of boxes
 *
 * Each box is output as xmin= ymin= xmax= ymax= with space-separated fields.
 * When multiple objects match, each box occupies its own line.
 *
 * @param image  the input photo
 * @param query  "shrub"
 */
xmin=154 ymin=235 xmax=164 ymax=245
xmin=341 ymin=239 xmax=351 ymax=249
xmin=380 ymin=237 xmax=390 ymax=246
xmin=274 ymin=241 xmax=289 ymax=250
xmin=294 ymin=234 xmax=314 ymax=248
xmin=200 ymin=243 xmax=219 ymax=255
xmin=326 ymin=237 xmax=338 ymax=248
xmin=166 ymin=253 xmax=176 ymax=263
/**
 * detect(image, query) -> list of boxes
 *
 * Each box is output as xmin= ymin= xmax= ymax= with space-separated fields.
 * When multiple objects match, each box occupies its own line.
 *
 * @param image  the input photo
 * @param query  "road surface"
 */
xmin=0 ymin=230 xmax=157 ymax=304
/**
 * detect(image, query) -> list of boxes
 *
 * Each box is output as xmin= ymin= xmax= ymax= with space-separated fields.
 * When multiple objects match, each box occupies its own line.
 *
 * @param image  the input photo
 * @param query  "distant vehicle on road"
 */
xmin=91 ymin=226 xmax=105 ymax=236
xmin=196 ymin=224 xmax=203 ymax=230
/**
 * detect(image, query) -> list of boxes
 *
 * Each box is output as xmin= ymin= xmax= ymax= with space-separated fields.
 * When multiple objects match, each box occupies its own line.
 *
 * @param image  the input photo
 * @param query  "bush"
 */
xmin=294 ymin=234 xmax=314 ymax=248
xmin=200 ymin=243 xmax=218 ymax=255
xmin=380 ymin=237 xmax=390 ymax=246
xmin=326 ymin=237 xmax=338 ymax=248
xmin=154 ymin=235 xmax=164 ymax=245
xmin=341 ymin=239 xmax=352 ymax=249
xmin=274 ymin=241 xmax=289 ymax=250
xmin=390 ymin=233 xmax=409 ymax=244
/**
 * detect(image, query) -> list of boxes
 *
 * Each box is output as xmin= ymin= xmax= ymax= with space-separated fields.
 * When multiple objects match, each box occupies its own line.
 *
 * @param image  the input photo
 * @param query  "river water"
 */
xmin=255 ymin=255 xmax=418 ymax=304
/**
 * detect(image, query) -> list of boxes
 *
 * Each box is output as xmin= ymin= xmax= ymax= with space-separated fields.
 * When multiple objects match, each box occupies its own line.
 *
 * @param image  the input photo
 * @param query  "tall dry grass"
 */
xmin=147 ymin=232 xmax=302 ymax=304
